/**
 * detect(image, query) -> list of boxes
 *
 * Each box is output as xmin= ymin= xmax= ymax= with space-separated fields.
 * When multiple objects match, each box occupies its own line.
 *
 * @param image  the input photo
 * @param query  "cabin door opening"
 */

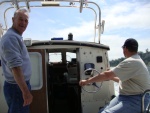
xmin=47 ymin=49 xmax=81 ymax=113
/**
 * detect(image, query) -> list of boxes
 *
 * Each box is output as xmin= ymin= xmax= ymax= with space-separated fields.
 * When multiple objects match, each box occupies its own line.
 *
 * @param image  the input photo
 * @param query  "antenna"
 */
xmin=101 ymin=20 xmax=105 ymax=34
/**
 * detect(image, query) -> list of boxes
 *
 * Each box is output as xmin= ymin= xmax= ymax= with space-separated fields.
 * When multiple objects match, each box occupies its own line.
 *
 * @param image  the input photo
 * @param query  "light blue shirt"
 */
xmin=0 ymin=28 xmax=31 ymax=84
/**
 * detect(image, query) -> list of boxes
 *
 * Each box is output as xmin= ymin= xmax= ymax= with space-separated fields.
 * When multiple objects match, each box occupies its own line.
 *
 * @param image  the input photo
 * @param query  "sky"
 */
xmin=0 ymin=0 xmax=150 ymax=60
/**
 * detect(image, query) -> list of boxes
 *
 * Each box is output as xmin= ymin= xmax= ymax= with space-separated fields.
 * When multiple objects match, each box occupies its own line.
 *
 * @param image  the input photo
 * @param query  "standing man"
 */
xmin=79 ymin=38 xmax=150 ymax=113
xmin=0 ymin=9 xmax=33 ymax=113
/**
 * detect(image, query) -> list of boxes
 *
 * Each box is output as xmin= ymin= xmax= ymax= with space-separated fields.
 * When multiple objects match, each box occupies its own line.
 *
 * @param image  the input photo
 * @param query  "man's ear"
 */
xmin=12 ymin=17 xmax=14 ymax=23
xmin=124 ymin=47 xmax=128 ymax=52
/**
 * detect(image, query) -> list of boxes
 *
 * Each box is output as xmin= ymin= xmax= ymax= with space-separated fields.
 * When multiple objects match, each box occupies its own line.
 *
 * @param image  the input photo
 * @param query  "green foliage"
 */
xmin=109 ymin=49 xmax=150 ymax=67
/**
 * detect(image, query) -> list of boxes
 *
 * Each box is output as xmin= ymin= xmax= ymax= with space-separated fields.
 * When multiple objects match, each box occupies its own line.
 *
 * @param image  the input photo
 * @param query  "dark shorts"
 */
xmin=4 ymin=81 xmax=31 ymax=113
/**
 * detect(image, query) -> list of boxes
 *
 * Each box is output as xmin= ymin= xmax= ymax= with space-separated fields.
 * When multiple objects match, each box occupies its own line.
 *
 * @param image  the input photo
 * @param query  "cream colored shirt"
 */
xmin=112 ymin=54 xmax=150 ymax=95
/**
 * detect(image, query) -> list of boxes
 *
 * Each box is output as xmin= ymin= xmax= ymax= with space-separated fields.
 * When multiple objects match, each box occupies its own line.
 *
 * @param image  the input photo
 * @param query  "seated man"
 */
xmin=79 ymin=38 xmax=150 ymax=113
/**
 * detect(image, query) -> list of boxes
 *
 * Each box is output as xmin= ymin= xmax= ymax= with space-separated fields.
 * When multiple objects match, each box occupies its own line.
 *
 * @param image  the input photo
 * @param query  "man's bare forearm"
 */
xmin=79 ymin=70 xmax=117 ymax=86
xmin=11 ymin=66 xmax=33 ymax=106
xmin=111 ymin=77 xmax=120 ymax=83
xmin=11 ymin=66 xmax=29 ymax=93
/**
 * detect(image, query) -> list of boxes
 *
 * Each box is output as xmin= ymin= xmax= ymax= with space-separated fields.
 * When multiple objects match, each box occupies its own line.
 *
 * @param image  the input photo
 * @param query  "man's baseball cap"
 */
xmin=122 ymin=38 xmax=138 ymax=52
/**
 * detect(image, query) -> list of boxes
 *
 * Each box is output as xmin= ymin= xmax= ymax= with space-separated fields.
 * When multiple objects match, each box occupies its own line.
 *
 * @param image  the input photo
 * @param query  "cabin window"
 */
xmin=49 ymin=52 xmax=76 ymax=63
xmin=49 ymin=52 xmax=62 ymax=63
xmin=66 ymin=52 xmax=76 ymax=62
xmin=29 ymin=52 xmax=43 ymax=90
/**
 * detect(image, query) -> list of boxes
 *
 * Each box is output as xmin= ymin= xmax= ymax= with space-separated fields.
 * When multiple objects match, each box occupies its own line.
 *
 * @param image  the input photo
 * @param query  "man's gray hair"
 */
xmin=14 ymin=8 xmax=29 ymax=18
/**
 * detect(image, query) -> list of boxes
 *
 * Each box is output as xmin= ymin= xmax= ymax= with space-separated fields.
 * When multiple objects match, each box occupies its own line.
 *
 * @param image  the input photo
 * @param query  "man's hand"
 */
xmin=23 ymin=91 xmax=33 ymax=106
xmin=79 ymin=80 xmax=88 ymax=86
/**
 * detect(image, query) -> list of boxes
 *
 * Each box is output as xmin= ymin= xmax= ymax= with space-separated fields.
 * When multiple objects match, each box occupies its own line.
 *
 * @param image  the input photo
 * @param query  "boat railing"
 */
xmin=0 ymin=0 xmax=105 ymax=43
xmin=0 ymin=24 xmax=3 ymax=38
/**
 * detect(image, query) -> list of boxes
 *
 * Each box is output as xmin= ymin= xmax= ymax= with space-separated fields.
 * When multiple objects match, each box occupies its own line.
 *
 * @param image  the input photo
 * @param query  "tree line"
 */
xmin=109 ymin=49 xmax=150 ymax=67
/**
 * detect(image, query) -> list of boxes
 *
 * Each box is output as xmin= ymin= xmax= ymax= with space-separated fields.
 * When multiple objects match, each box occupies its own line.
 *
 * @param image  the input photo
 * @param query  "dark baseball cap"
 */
xmin=122 ymin=38 xmax=138 ymax=52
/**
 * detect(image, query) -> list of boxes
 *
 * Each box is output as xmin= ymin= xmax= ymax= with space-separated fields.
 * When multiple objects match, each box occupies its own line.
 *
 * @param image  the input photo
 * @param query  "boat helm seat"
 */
xmin=142 ymin=89 xmax=150 ymax=113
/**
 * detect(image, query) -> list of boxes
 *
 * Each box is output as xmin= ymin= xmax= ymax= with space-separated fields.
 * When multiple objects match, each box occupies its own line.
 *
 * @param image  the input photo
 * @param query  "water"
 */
xmin=148 ymin=66 xmax=150 ymax=73
xmin=114 ymin=83 xmax=119 ymax=96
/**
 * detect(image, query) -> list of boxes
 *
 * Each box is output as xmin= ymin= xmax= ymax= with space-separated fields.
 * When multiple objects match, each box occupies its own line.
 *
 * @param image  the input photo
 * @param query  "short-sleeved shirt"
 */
xmin=112 ymin=54 xmax=150 ymax=95
xmin=0 ymin=28 xmax=31 ymax=84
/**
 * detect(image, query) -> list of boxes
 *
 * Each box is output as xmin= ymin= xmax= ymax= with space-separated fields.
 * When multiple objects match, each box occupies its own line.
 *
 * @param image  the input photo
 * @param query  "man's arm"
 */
xmin=11 ymin=66 xmax=33 ymax=106
xmin=79 ymin=70 xmax=116 ymax=86
xmin=110 ymin=77 xmax=120 ymax=83
xmin=106 ymin=69 xmax=120 ymax=83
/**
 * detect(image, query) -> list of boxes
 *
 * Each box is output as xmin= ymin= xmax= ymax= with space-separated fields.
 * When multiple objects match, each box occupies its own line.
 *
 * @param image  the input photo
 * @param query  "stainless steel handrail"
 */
xmin=142 ymin=89 xmax=150 ymax=113
xmin=0 ymin=0 xmax=102 ymax=43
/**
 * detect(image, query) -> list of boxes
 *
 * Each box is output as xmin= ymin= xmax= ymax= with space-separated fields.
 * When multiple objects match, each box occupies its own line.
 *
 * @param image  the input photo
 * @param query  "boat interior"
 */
xmin=47 ymin=49 xmax=80 ymax=113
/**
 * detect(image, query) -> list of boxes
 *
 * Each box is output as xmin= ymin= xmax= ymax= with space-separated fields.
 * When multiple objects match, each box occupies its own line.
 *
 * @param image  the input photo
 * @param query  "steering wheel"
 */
xmin=82 ymin=68 xmax=103 ymax=93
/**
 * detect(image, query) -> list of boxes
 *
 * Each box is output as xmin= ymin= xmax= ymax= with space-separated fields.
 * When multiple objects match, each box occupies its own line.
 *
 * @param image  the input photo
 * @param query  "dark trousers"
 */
xmin=4 ymin=81 xmax=31 ymax=113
